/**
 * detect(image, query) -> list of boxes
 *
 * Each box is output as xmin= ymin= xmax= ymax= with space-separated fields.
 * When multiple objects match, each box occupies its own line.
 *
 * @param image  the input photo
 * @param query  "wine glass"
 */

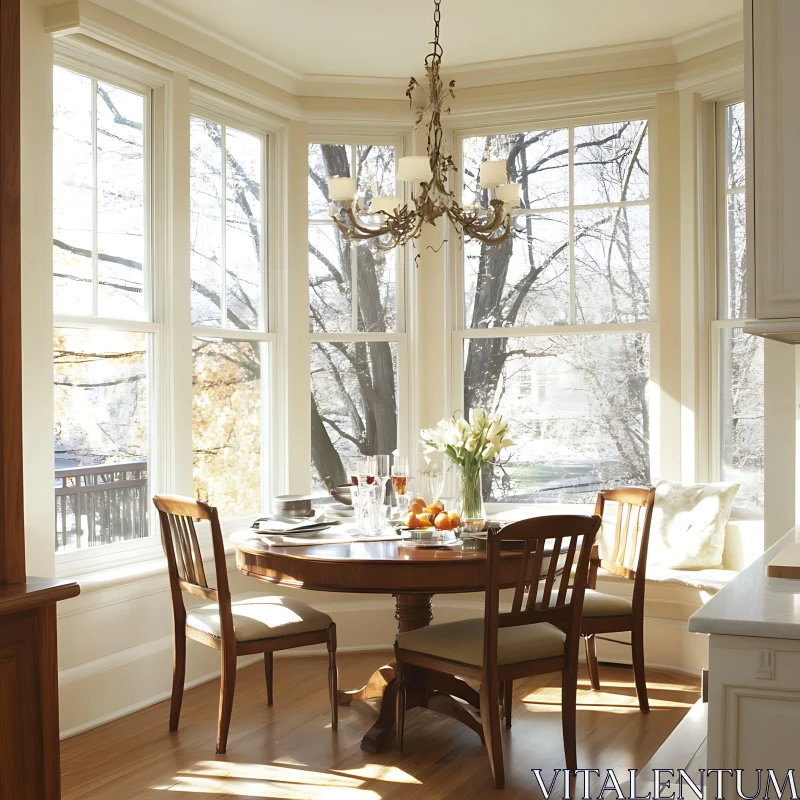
xmin=391 ymin=457 xmax=409 ymax=515
xmin=374 ymin=455 xmax=390 ymax=505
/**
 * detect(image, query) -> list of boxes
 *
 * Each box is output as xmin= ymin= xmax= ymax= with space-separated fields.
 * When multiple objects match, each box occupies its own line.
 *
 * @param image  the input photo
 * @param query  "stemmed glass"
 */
xmin=391 ymin=457 xmax=410 ymax=516
xmin=374 ymin=455 xmax=390 ymax=505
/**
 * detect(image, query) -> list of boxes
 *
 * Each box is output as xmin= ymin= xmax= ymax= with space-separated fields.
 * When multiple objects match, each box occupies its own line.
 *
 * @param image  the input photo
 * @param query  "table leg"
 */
xmin=343 ymin=593 xmax=483 ymax=754
xmin=358 ymin=593 xmax=433 ymax=752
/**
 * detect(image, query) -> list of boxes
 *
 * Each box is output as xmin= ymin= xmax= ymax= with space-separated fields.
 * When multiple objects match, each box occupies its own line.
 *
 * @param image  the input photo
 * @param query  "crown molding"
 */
xmin=45 ymin=0 xmax=744 ymax=121
xmin=46 ymin=1 xmax=303 ymax=120
xmin=68 ymin=0 xmax=743 ymax=101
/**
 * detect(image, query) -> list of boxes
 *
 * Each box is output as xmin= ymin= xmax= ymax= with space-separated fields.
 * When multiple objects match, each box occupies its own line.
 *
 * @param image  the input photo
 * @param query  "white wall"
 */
xmin=17 ymin=0 xmax=763 ymax=737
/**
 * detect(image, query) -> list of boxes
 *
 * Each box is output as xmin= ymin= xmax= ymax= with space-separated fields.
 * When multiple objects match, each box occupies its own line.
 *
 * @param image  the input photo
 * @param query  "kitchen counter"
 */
xmin=689 ymin=526 xmax=800 ymax=640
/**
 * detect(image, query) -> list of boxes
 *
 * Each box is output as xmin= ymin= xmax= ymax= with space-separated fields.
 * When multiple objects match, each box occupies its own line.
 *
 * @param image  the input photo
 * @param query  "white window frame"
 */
xmin=708 ymin=97 xmax=763 ymax=496
xmin=53 ymin=53 xmax=164 ymax=570
xmin=449 ymin=109 xmax=658 ymax=497
xmin=188 ymin=102 xmax=275 ymax=514
xmin=306 ymin=133 xmax=410 ymax=491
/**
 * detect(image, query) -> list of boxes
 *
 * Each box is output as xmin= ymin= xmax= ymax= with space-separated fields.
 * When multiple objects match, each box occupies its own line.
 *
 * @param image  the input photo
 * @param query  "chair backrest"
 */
xmin=483 ymin=514 xmax=601 ymax=671
xmin=153 ymin=495 xmax=232 ymax=631
xmin=594 ymin=487 xmax=656 ymax=594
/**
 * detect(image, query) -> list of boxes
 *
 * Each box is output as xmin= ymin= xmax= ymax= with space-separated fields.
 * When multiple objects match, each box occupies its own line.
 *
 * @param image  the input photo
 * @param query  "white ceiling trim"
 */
xmin=87 ymin=0 xmax=743 ymax=99
xmin=133 ymin=0 xmax=304 ymax=83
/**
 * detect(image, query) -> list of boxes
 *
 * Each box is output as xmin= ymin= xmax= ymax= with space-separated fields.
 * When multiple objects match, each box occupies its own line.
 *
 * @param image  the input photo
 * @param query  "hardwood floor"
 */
xmin=61 ymin=651 xmax=699 ymax=800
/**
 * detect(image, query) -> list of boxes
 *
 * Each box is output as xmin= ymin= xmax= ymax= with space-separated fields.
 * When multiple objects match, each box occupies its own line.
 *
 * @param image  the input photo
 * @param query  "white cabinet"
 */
xmin=746 ymin=0 xmax=800 ymax=343
xmin=706 ymin=634 xmax=800 ymax=778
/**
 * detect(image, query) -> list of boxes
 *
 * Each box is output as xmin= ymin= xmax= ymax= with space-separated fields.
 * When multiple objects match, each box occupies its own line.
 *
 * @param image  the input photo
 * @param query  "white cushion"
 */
xmin=396 ymin=618 xmax=566 ymax=667
xmin=644 ymin=566 xmax=739 ymax=594
xmin=649 ymin=480 xmax=739 ymax=569
xmin=187 ymin=592 xmax=332 ymax=643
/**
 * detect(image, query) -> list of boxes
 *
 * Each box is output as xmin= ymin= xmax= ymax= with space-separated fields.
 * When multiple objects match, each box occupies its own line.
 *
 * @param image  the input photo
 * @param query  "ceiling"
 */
xmin=102 ymin=0 xmax=741 ymax=80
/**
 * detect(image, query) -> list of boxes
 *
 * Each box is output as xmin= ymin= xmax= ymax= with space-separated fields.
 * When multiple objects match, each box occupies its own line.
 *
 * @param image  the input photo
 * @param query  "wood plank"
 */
xmin=0 ymin=0 xmax=24 ymax=584
xmin=60 ymin=652 xmax=700 ymax=800
xmin=766 ymin=543 xmax=800 ymax=578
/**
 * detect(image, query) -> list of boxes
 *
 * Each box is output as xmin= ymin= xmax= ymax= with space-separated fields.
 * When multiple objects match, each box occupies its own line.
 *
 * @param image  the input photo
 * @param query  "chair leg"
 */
xmin=631 ymin=619 xmax=649 ymax=714
xmin=561 ymin=660 xmax=579 ymax=772
xmin=169 ymin=630 xmax=186 ymax=732
xmin=395 ymin=664 xmax=406 ymax=754
xmin=479 ymin=678 xmax=505 ymax=789
xmin=584 ymin=634 xmax=601 ymax=691
xmin=328 ymin=624 xmax=338 ymax=730
xmin=216 ymin=646 xmax=237 ymax=755
xmin=503 ymin=680 xmax=512 ymax=729
xmin=263 ymin=651 xmax=274 ymax=707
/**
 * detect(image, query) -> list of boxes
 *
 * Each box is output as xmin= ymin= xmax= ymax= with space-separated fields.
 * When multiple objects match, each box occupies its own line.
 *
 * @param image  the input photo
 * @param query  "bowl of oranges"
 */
xmin=401 ymin=497 xmax=461 ymax=532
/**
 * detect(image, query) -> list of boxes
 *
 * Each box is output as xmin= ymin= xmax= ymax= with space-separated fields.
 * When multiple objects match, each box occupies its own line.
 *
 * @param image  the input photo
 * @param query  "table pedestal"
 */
xmin=337 ymin=593 xmax=484 ymax=753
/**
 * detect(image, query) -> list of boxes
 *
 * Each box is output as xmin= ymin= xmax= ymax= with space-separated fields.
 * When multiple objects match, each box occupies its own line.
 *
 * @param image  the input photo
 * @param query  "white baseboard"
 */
xmin=59 ymin=642 xmax=392 ymax=740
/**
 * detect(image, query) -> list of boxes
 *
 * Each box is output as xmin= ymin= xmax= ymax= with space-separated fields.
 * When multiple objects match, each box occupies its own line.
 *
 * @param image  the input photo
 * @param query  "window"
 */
xmin=714 ymin=101 xmax=764 ymax=510
xmin=457 ymin=120 xmax=651 ymax=503
xmin=307 ymin=142 xmax=403 ymax=489
xmin=53 ymin=64 xmax=153 ymax=552
xmin=190 ymin=115 xmax=269 ymax=517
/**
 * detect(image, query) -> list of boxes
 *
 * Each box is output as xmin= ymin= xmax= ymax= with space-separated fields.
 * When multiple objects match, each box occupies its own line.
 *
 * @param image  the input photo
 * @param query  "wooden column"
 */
xmin=0 ymin=2 xmax=80 ymax=798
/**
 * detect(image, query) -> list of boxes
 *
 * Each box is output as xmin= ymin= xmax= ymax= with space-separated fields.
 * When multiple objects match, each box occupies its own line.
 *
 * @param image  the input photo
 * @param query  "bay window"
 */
xmin=53 ymin=64 xmax=154 ymax=553
xmin=307 ymin=141 xmax=404 ymax=490
xmin=456 ymin=119 xmax=652 ymax=503
xmin=713 ymin=101 xmax=764 ymax=510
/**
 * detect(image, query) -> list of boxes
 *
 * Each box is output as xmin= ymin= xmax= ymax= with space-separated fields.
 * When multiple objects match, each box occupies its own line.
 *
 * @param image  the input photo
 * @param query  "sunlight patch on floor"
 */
xmin=335 ymin=765 xmax=421 ymax=784
xmin=151 ymin=762 xmax=384 ymax=799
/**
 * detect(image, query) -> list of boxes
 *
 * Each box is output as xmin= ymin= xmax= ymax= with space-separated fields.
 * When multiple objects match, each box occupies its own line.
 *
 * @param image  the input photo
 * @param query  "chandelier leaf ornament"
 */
xmin=326 ymin=0 xmax=521 ymax=251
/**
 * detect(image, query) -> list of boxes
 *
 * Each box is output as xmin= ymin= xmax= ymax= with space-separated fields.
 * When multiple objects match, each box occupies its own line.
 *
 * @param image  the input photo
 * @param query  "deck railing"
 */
xmin=55 ymin=461 xmax=149 ymax=551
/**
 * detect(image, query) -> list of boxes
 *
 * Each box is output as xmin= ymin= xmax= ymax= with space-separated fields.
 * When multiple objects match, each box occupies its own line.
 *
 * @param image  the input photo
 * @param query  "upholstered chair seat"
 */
xmin=395 ymin=618 xmax=566 ymax=668
xmin=581 ymin=589 xmax=634 ymax=619
xmin=187 ymin=593 xmax=333 ymax=643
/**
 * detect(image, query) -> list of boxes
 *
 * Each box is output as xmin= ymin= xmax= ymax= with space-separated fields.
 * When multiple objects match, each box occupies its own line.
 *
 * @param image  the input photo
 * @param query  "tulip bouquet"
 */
xmin=420 ymin=410 xmax=513 ymax=528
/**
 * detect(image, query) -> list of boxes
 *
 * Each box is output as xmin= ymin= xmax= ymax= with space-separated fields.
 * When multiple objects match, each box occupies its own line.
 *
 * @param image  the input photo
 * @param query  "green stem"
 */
xmin=461 ymin=462 xmax=483 ymax=520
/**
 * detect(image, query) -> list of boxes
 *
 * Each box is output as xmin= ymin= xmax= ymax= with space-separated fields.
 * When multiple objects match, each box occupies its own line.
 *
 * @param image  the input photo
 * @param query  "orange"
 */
xmin=409 ymin=500 xmax=425 ymax=514
xmin=448 ymin=511 xmax=461 ymax=525
xmin=431 ymin=501 xmax=445 ymax=514
xmin=403 ymin=512 xmax=421 ymax=529
xmin=435 ymin=512 xmax=452 ymax=530
xmin=417 ymin=512 xmax=433 ymax=527
xmin=412 ymin=497 xmax=427 ymax=507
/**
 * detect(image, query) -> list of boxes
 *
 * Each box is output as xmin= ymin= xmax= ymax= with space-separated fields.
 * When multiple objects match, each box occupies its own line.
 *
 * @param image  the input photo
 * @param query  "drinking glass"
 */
xmin=351 ymin=482 xmax=375 ymax=534
xmin=375 ymin=455 xmax=390 ymax=504
xmin=391 ymin=458 xmax=410 ymax=516
xmin=348 ymin=457 xmax=366 ymax=487
xmin=357 ymin=456 xmax=377 ymax=487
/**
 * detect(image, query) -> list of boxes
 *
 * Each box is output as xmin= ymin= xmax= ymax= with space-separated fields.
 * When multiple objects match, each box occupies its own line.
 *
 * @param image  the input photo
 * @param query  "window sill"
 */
xmin=56 ymin=514 xmax=260 ymax=588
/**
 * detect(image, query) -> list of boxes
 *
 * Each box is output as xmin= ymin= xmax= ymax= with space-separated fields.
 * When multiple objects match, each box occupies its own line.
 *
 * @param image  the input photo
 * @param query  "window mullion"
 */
xmin=350 ymin=144 xmax=359 ymax=333
xmin=568 ymin=126 xmax=576 ymax=325
xmin=92 ymin=78 xmax=99 ymax=317
xmin=220 ymin=124 xmax=228 ymax=330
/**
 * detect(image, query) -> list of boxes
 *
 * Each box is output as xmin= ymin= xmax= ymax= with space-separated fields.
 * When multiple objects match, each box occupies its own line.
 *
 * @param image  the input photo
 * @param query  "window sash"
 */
xmin=189 ymin=113 xmax=270 ymax=334
xmin=53 ymin=64 xmax=153 ymax=323
xmin=453 ymin=118 xmax=652 ymax=332
xmin=53 ymin=61 xmax=159 ymax=560
xmin=450 ymin=113 xmax=655 ymax=497
xmin=710 ymin=99 xmax=764 ymax=506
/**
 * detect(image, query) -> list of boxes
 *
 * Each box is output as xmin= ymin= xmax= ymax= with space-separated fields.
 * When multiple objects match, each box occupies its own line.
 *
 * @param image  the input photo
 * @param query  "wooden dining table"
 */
xmin=234 ymin=526 xmax=581 ymax=753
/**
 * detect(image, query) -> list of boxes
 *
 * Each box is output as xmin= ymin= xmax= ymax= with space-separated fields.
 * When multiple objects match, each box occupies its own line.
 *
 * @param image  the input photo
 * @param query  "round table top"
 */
xmin=233 ymin=529 xmax=565 ymax=595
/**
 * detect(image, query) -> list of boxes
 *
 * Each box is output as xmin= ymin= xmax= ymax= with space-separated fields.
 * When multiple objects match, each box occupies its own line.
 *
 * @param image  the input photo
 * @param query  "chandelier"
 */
xmin=326 ymin=0 xmax=520 ymax=251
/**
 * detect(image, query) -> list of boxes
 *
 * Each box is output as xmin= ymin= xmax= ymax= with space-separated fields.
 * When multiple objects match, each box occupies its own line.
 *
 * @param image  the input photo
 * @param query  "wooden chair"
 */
xmin=582 ymin=486 xmax=656 ymax=714
xmin=153 ymin=495 xmax=338 ymax=754
xmin=394 ymin=514 xmax=601 ymax=788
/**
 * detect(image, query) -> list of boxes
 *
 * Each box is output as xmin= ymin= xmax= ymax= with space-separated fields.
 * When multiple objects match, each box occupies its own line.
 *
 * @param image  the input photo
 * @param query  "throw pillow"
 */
xmin=648 ymin=480 xmax=739 ymax=569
